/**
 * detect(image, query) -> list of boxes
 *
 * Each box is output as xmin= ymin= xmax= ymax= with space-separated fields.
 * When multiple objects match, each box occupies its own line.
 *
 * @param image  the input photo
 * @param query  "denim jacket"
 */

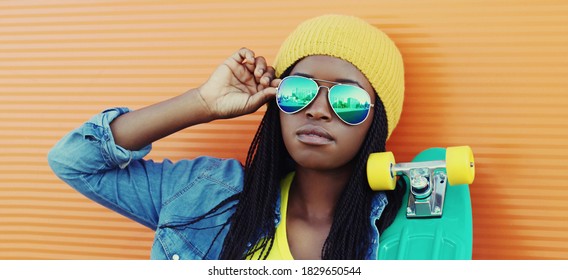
xmin=48 ymin=108 xmax=388 ymax=260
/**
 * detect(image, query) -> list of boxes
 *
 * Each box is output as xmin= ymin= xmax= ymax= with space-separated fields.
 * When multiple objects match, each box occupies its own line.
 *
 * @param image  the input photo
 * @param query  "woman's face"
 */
xmin=280 ymin=55 xmax=376 ymax=171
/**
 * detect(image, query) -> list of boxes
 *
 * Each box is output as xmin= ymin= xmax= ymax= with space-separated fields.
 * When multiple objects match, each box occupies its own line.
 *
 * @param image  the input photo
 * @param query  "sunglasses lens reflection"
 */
xmin=329 ymin=85 xmax=371 ymax=125
xmin=277 ymin=77 xmax=318 ymax=114
xmin=277 ymin=76 xmax=371 ymax=125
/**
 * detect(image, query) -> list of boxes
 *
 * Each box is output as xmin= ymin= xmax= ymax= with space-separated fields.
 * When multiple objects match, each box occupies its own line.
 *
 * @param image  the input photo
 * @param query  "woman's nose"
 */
xmin=304 ymin=87 xmax=333 ymax=122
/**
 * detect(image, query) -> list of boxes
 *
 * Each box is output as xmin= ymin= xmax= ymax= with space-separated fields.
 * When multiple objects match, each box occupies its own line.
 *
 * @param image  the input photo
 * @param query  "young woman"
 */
xmin=48 ymin=14 xmax=406 ymax=260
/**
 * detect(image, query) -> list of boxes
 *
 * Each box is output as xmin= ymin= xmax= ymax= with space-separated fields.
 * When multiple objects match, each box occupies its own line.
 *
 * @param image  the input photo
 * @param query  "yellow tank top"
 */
xmin=250 ymin=173 xmax=294 ymax=260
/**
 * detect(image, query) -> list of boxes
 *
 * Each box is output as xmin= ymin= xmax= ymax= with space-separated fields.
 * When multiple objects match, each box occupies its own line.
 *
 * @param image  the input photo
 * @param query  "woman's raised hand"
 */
xmin=198 ymin=48 xmax=281 ymax=120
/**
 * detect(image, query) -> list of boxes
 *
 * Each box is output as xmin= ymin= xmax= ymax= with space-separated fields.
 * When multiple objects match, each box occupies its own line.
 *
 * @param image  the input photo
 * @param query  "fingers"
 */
xmin=239 ymin=48 xmax=257 ymax=75
xmin=232 ymin=47 xmax=255 ymax=65
xmin=247 ymin=87 xmax=277 ymax=111
xmin=254 ymin=56 xmax=268 ymax=85
xmin=226 ymin=47 xmax=279 ymax=93
xmin=259 ymin=66 xmax=275 ymax=86
xmin=270 ymin=78 xmax=282 ymax=88
xmin=256 ymin=65 xmax=277 ymax=92
xmin=226 ymin=47 xmax=256 ymax=75
xmin=230 ymin=48 xmax=276 ymax=83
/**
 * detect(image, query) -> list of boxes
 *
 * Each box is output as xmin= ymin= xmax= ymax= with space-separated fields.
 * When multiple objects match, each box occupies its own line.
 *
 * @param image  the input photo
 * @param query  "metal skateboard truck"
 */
xmin=369 ymin=147 xmax=475 ymax=259
xmin=367 ymin=146 xmax=475 ymax=218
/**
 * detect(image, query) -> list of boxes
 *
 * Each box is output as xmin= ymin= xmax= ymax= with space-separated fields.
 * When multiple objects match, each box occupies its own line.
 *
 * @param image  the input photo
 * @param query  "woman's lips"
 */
xmin=296 ymin=125 xmax=334 ymax=145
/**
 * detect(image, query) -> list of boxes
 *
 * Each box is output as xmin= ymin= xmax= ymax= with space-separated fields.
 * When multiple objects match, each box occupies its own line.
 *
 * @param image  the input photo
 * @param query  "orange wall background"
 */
xmin=1 ymin=0 xmax=567 ymax=259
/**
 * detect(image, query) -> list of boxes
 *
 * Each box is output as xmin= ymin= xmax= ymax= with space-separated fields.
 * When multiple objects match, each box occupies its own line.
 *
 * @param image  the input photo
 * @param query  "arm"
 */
xmin=47 ymin=111 xmax=243 ymax=230
xmin=110 ymin=48 xmax=280 ymax=150
xmin=48 ymin=48 xmax=280 ymax=228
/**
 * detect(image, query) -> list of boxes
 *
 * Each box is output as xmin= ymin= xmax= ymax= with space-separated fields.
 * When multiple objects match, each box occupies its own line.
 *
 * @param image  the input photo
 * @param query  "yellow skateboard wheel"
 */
xmin=367 ymin=152 xmax=396 ymax=191
xmin=446 ymin=146 xmax=475 ymax=186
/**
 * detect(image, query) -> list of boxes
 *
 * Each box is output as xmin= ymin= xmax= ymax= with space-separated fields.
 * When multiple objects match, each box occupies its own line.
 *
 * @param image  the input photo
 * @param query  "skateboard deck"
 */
xmin=376 ymin=148 xmax=473 ymax=259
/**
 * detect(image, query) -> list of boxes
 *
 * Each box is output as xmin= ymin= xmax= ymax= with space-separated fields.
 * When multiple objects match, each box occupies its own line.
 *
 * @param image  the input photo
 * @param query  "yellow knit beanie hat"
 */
xmin=274 ymin=14 xmax=405 ymax=140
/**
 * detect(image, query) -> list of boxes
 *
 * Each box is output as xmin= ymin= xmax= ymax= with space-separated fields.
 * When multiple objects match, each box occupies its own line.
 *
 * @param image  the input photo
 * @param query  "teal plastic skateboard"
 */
xmin=367 ymin=146 xmax=475 ymax=259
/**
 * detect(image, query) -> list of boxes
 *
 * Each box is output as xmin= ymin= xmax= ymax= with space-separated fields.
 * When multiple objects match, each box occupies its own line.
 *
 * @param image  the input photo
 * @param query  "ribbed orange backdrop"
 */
xmin=1 ymin=0 xmax=567 ymax=260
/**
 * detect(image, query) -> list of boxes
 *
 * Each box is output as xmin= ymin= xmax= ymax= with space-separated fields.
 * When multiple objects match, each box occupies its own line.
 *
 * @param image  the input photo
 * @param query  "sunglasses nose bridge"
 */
xmin=316 ymin=85 xmax=331 ymax=95
xmin=304 ymin=85 xmax=333 ymax=120
xmin=310 ymin=84 xmax=332 ymax=105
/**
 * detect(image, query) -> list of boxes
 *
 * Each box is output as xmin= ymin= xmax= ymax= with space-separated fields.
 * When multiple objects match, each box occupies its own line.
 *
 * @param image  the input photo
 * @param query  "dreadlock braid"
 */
xmin=321 ymin=96 xmax=392 ymax=259
xmin=166 ymin=89 xmax=404 ymax=260
xmin=219 ymin=101 xmax=294 ymax=259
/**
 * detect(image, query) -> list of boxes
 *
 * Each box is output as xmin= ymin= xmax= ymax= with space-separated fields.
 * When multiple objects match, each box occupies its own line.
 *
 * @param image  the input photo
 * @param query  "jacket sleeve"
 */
xmin=48 ymin=107 xmax=176 ymax=230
